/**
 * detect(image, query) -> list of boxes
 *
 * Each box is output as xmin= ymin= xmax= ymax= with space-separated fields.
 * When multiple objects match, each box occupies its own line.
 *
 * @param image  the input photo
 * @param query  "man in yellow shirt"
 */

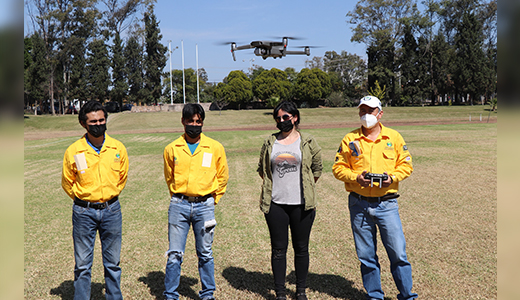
xmin=163 ymin=103 xmax=229 ymax=300
xmin=332 ymin=96 xmax=417 ymax=300
xmin=62 ymin=100 xmax=129 ymax=300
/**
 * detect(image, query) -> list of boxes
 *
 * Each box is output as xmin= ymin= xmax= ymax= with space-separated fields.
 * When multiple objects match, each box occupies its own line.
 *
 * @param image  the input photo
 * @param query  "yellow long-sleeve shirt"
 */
xmin=163 ymin=133 xmax=229 ymax=204
xmin=332 ymin=124 xmax=413 ymax=197
xmin=62 ymin=134 xmax=129 ymax=202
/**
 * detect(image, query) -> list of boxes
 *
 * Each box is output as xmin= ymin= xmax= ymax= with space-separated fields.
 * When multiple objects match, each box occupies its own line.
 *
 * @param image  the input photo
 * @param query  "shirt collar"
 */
xmin=354 ymin=123 xmax=390 ymax=141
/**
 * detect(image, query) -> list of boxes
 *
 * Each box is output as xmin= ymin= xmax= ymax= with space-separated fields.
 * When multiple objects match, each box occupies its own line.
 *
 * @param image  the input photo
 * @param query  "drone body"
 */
xmin=229 ymin=37 xmax=311 ymax=61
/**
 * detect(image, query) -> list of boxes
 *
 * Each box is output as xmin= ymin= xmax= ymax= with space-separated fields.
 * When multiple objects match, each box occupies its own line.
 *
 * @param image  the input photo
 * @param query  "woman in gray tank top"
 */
xmin=257 ymin=101 xmax=323 ymax=300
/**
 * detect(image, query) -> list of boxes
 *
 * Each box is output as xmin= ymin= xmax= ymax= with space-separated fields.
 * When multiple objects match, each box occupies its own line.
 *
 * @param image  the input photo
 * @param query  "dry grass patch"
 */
xmin=24 ymin=120 xmax=496 ymax=299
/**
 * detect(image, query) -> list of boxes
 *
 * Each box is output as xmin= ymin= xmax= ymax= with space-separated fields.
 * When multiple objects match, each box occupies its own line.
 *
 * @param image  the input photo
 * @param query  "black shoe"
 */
xmin=275 ymin=291 xmax=287 ymax=300
xmin=295 ymin=292 xmax=308 ymax=300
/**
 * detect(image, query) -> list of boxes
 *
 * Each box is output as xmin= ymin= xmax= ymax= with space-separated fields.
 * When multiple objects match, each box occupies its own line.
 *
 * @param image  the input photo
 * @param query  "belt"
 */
xmin=74 ymin=196 xmax=118 ymax=209
xmin=351 ymin=192 xmax=399 ymax=203
xmin=173 ymin=193 xmax=212 ymax=203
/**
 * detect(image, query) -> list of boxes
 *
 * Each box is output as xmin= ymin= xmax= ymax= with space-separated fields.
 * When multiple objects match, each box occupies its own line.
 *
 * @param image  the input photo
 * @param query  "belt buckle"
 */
xmin=91 ymin=202 xmax=106 ymax=209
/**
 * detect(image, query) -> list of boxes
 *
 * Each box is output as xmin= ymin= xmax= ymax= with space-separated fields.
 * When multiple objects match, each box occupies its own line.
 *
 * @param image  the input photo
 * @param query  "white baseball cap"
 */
xmin=358 ymin=96 xmax=382 ymax=111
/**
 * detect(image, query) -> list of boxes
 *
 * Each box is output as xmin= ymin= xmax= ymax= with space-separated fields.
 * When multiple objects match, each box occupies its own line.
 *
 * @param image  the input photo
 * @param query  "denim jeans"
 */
xmin=72 ymin=200 xmax=123 ymax=300
xmin=348 ymin=193 xmax=417 ymax=300
xmin=164 ymin=196 xmax=216 ymax=300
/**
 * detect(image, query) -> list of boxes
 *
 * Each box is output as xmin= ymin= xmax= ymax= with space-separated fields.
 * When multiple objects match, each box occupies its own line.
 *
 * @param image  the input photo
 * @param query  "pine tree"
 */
xmin=143 ymin=7 xmax=167 ymax=104
xmin=87 ymin=39 xmax=110 ymax=102
xmin=111 ymin=32 xmax=128 ymax=107
xmin=125 ymin=34 xmax=144 ymax=105
xmin=453 ymin=11 xmax=488 ymax=105
xmin=29 ymin=33 xmax=49 ymax=112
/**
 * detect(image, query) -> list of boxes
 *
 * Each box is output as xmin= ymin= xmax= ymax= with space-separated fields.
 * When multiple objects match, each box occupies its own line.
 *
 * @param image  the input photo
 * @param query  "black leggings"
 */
xmin=264 ymin=202 xmax=316 ymax=293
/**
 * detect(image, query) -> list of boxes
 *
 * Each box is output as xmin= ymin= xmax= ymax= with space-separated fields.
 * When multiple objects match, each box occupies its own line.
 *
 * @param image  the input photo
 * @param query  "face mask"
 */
xmin=87 ymin=123 xmax=106 ymax=138
xmin=185 ymin=124 xmax=202 ymax=138
xmin=276 ymin=119 xmax=294 ymax=132
xmin=360 ymin=111 xmax=380 ymax=129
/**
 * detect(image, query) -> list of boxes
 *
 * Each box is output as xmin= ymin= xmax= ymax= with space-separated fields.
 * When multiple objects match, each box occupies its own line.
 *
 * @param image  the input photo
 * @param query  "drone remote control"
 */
xmin=364 ymin=173 xmax=388 ymax=188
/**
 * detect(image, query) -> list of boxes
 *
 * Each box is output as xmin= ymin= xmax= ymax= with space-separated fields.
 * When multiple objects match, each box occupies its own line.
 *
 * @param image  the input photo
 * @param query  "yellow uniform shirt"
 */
xmin=163 ymin=133 xmax=229 ymax=204
xmin=332 ymin=124 xmax=413 ymax=197
xmin=62 ymin=134 xmax=129 ymax=202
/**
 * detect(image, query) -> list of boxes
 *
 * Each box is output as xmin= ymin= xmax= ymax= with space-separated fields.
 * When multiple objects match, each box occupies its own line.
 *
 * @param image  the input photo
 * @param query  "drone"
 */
xmin=227 ymin=37 xmax=311 ymax=61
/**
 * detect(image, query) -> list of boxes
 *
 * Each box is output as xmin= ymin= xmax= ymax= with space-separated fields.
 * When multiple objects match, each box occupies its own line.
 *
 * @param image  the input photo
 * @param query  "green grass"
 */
xmin=24 ymin=105 xmax=497 ymax=134
xmin=24 ymin=107 xmax=496 ymax=299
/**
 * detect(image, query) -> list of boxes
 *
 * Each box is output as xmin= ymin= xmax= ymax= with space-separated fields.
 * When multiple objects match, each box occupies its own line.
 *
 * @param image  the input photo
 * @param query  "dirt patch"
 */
xmin=24 ymin=119 xmax=496 ymax=141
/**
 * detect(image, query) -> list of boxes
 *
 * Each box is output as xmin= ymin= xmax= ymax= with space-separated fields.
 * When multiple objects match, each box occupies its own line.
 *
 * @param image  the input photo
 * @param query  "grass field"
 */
xmin=24 ymin=106 xmax=497 ymax=299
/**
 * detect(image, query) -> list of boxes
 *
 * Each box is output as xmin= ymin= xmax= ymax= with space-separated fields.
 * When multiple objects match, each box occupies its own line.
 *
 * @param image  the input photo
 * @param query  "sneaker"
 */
xmin=275 ymin=292 xmax=287 ymax=300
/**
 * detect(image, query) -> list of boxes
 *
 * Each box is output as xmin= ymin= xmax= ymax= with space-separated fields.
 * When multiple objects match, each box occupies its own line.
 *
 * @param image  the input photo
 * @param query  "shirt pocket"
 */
xmin=197 ymin=168 xmax=217 ymax=191
xmin=382 ymin=150 xmax=396 ymax=169
xmin=107 ymin=162 xmax=121 ymax=183
xmin=77 ymin=167 xmax=95 ymax=188
xmin=349 ymin=153 xmax=364 ymax=170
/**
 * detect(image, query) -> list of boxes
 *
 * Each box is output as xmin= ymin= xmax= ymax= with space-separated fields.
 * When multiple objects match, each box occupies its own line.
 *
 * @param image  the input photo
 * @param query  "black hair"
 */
xmin=182 ymin=103 xmax=205 ymax=121
xmin=273 ymin=100 xmax=300 ymax=127
xmin=78 ymin=100 xmax=108 ymax=125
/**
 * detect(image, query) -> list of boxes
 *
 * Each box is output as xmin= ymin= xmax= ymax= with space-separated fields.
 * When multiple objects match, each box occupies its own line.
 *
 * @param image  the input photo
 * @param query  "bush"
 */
xmin=325 ymin=91 xmax=345 ymax=107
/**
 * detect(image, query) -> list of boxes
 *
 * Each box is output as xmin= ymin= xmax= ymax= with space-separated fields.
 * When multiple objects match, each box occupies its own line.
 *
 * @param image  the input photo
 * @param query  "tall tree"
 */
xmin=366 ymin=35 xmax=395 ymax=105
xmin=142 ymin=6 xmax=167 ymax=104
xmin=125 ymin=34 xmax=144 ymax=105
xmin=453 ymin=11 xmax=488 ymax=105
xmin=347 ymin=0 xmax=420 ymax=104
xmin=397 ymin=24 xmax=422 ymax=105
xmin=28 ymin=33 xmax=49 ymax=112
xmin=323 ymin=50 xmax=366 ymax=99
xmin=87 ymin=39 xmax=110 ymax=102
xmin=111 ymin=32 xmax=128 ymax=107
xmin=26 ymin=0 xmax=60 ymax=114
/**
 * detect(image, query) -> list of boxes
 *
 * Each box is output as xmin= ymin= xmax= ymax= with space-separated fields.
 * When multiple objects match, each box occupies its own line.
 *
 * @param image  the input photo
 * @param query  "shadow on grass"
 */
xmin=222 ymin=266 xmax=367 ymax=300
xmin=288 ymin=271 xmax=367 ymax=299
xmin=138 ymin=271 xmax=199 ymax=300
xmin=50 ymin=280 xmax=105 ymax=300
xmin=222 ymin=266 xmax=274 ymax=299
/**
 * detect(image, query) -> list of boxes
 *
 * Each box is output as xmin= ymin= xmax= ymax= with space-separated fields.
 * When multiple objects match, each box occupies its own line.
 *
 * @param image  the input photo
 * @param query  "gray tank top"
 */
xmin=271 ymin=137 xmax=302 ymax=205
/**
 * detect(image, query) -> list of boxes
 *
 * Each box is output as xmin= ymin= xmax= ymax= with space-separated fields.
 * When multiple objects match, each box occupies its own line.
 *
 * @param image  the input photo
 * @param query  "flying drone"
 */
xmin=226 ymin=37 xmax=311 ymax=61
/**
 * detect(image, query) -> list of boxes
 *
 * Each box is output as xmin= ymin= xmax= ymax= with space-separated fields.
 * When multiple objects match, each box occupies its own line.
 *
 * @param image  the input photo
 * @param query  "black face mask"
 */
xmin=87 ymin=123 xmax=106 ymax=138
xmin=276 ymin=119 xmax=294 ymax=132
xmin=185 ymin=124 xmax=202 ymax=139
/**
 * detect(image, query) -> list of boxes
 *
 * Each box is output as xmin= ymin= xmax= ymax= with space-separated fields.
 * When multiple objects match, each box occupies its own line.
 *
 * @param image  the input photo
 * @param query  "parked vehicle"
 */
xmin=104 ymin=101 xmax=120 ymax=113
xmin=121 ymin=103 xmax=133 ymax=111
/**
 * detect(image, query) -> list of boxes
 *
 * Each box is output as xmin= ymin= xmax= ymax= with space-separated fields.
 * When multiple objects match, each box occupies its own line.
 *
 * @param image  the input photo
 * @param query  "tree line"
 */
xmin=24 ymin=0 xmax=496 ymax=115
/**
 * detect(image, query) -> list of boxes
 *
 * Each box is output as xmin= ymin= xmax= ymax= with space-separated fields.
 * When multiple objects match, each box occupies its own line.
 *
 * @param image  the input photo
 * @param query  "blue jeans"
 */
xmin=164 ymin=196 xmax=217 ymax=300
xmin=348 ymin=193 xmax=417 ymax=300
xmin=72 ymin=200 xmax=123 ymax=300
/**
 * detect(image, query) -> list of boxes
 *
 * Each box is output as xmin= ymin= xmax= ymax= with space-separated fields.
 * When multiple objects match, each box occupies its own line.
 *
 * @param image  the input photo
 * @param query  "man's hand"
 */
xmin=356 ymin=170 xmax=371 ymax=187
xmin=381 ymin=172 xmax=393 ymax=187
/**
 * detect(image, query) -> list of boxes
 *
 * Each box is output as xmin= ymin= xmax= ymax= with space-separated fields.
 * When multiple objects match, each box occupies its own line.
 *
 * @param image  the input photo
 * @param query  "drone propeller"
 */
xmin=269 ymin=36 xmax=305 ymax=41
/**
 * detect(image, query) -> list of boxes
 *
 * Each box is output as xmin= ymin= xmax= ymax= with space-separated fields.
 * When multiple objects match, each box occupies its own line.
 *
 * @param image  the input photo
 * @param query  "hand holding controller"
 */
xmin=364 ymin=172 xmax=389 ymax=188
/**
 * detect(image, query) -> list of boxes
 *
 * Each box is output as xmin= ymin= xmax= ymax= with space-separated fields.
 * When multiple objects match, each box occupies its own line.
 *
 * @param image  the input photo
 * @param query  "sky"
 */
xmin=24 ymin=0 xmax=368 ymax=83
xmin=154 ymin=0 xmax=367 ymax=82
